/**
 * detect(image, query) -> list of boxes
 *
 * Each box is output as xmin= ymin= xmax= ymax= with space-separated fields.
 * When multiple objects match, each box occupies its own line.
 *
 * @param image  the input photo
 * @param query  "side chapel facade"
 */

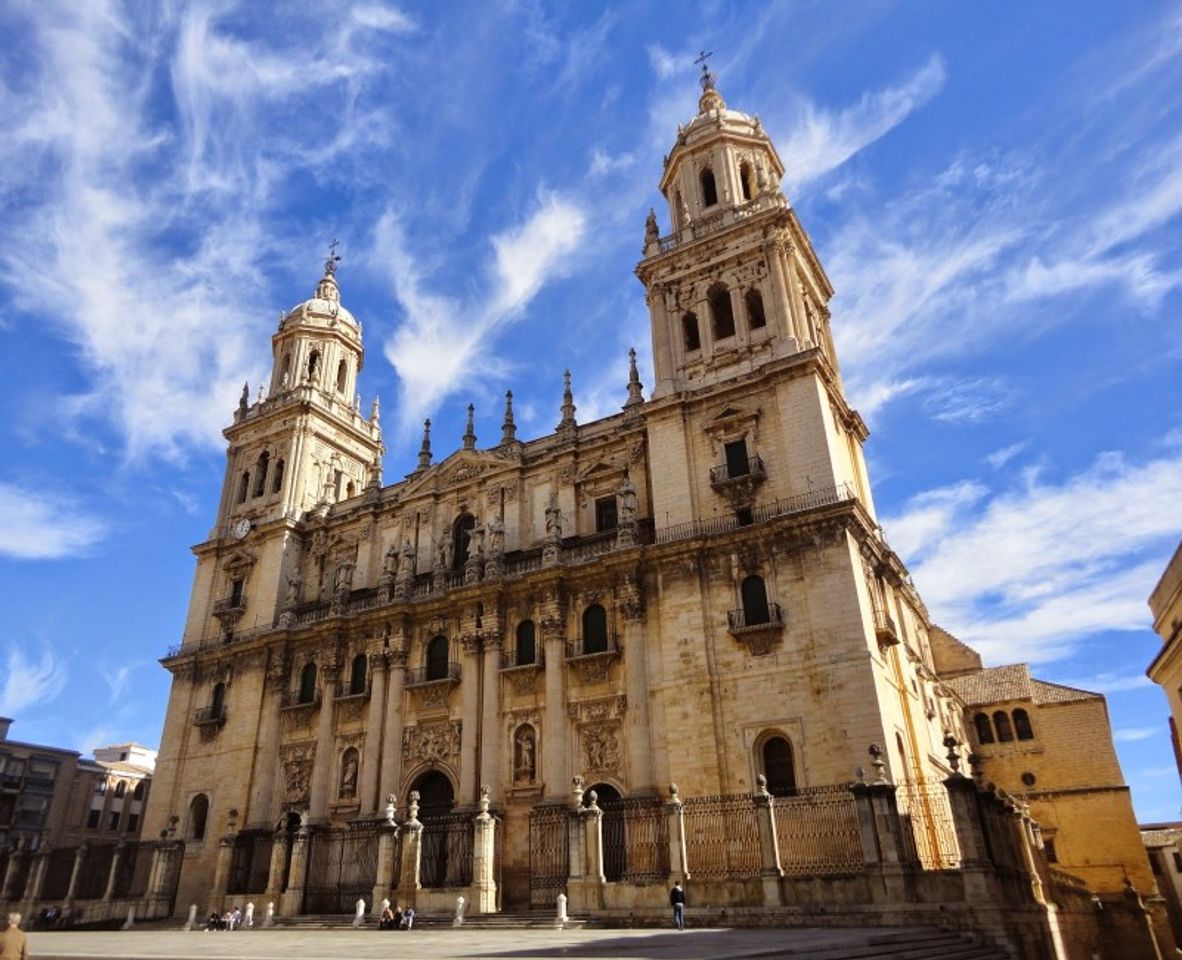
xmin=147 ymin=69 xmax=972 ymax=911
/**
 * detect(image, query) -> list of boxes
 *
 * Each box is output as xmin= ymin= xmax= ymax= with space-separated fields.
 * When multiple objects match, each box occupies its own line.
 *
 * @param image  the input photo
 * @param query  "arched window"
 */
xmin=336 ymin=359 xmax=348 ymax=393
xmin=271 ymin=458 xmax=285 ymax=494
xmin=345 ymin=481 xmax=355 ymax=499
xmin=307 ymin=350 xmax=320 ymax=383
xmin=237 ymin=471 xmax=250 ymax=504
xmin=582 ymin=604 xmax=608 ymax=654
xmin=762 ymin=736 xmax=796 ymax=796
xmin=516 ymin=620 xmax=537 ymax=666
xmin=298 ymin=662 xmax=317 ymax=704
xmin=993 ymin=710 xmax=1014 ymax=743
xmin=211 ymin=681 xmax=226 ymax=717
xmin=188 ymin=793 xmax=209 ymax=842
xmin=740 ymin=575 xmax=771 ymax=626
xmin=973 ymin=712 xmax=995 ymax=744
xmin=700 ymin=166 xmax=718 ymax=207
xmin=114 ymin=781 xmax=127 ymax=799
xmin=452 ymin=513 xmax=476 ymax=570
xmin=349 ymin=654 xmax=368 ymax=695
xmin=1013 ymin=708 xmax=1034 ymax=741
xmin=96 ymin=780 xmax=107 ymax=796
xmin=133 ymin=781 xmax=145 ymax=800
xmin=253 ymin=451 xmax=270 ymax=497
xmin=745 ymin=288 xmax=766 ymax=329
xmin=708 ymin=283 xmax=735 ymax=339
xmin=426 ymin=635 xmax=449 ymax=681
xmin=338 ymin=747 xmax=358 ymax=800
xmin=682 ymin=312 xmax=701 ymax=352
xmin=739 ymin=161 xmax=754 ymax=202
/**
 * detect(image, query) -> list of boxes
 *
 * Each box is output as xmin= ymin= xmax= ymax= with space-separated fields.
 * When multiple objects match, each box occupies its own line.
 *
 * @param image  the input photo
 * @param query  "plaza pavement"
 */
xmin=20 ymin=925 xmax=897 ymax=960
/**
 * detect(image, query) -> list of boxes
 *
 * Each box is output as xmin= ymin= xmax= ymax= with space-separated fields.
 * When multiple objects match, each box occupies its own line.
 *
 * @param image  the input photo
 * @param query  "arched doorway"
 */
xmin=411 ymin=771 xmax=457 ymax=887
xmin=585 ymin=782 xmax=624 ymax=881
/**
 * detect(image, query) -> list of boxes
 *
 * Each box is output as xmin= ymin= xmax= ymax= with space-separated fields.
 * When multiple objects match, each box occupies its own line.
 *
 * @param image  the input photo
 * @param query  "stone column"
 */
xmin=63 ymin=843 xmax=88 ymax=908
xmin=371 ymin=805 xmax=400 ymax=917
xmin=470 ymin=786 xmax=497 ymax=914
xmin=209 ymin=834 xmax=235 ymax=914
xmin=380 ymin=646 xmax=408 ymax=802
xmin=397 ymin=792 xmax=423 ymax=909
xmin=752 ymin=777 xmax=784 ymax=906
xmin=279 ymin=821 xmax=310 ymax=917
xmin=264 ymin=828 xmax=289 ymax=905
xmin=541 ymin=614 xmax=568 ymax=801
xmin=308 ymin=655 xmax=338 ymax=822
xmin=0 ymin=843 xmax=23 ymax=901
xmin=620 ymin=585 xmax=654 ymax=794
xmin=764 ymin=238 xmax=798 ymax=349
xmin=943 ymin=774 xmax=990 ymax=866
xmin=103 ymin=841 xmax=125 ymax=902
xmin=360 ymin=650 xmax=389 ymax=815
xmin=665 ymin=784 xmax=688 ymax=881
xmin=21 ymin=847 xmax=49 ymax=919
xmin=648 ymin=283 xmax=675 ymax=396
xmin=147 ymin=840 xmax=182 ymax=902
xmin=247 ymin=656 xmax=286 ymax=828
xmin=479 ymin=636 xmax=503 ymax=805
xmin=459 ymin=634 xmax=482 ymax=804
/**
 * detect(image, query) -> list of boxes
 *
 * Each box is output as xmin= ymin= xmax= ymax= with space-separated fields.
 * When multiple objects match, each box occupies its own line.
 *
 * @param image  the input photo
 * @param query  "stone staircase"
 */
xmin=783 ymin=928 xmax=1009 ymax=960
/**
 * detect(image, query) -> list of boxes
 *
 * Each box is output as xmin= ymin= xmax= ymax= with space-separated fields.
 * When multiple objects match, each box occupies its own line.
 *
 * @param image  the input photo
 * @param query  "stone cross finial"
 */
xmin=417 ymin=419 xmax=432 ymax=471
xmin=557 ymin=370 xmax=577 ymax=431
xmin=463 ymin=403 xmax=477 ymax=450
xmin=623 ymin=347 xmax=644 ymax=409
xmin=501 ymin=390 xmax=517 ymax=444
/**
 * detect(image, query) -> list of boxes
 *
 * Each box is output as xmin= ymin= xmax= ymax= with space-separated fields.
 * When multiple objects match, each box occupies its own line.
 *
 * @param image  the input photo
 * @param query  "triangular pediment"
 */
xmin=401 ymin=448 xmax=505 ymax=497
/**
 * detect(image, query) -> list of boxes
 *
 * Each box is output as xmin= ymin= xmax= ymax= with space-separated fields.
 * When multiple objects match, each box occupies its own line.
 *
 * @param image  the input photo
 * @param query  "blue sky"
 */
xmin=1 ymin=1 xmax=1180 ymax=819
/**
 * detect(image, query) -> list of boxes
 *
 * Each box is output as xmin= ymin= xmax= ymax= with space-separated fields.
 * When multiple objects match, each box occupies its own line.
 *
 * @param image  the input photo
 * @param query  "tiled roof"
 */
xmin=945 ymin=664 xmax=1100 ymax=707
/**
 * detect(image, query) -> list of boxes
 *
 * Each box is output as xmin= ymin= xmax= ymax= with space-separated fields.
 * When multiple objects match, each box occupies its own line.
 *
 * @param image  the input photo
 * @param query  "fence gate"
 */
xmin=600 ymin=797 xmax=669 ymax=883
xmin=226 ymin=829 xmax=274 ymax=896
xmin=528 ymin=804 xmax=569 ymax=908
xmin=76 ymin=843 xmax=115 ymax=900
xmin=303 ymin=823 xmax=380 ymax=913
xmin=420 ymin=812 xmax=473 ymax=888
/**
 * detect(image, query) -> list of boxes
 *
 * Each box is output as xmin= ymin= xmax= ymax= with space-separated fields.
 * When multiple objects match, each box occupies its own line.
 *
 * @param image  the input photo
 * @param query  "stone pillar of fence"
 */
xmin=665 ymin=784 xmax=688 ymax=882
xmin=397 ymin=791 xmax=423 ymax=910
xmin=753 ymin=776 xmax=784 ymax=906
xmin=265 ymin=827 xmax=290 ymax=906
xmin=21 ymin=846 xmax=49 ymax=920
xmin=209 ymin=832 xmax=236 ymax=914
xmin=63 ymin=843 xmax=89 ymax=909
xmin=279 ymin=817 xmax=310 ymax=917
xmin=371 ymin=797 xmax=400 ymax=917
xmin=471 ymin=785 xmax=497 ymax=914
xmin=0 ymin=842 xmax=23 ymax=902
xmin=567 ymin=777 xmax=588 ymax=884
xmin=102 ymin=840 xmax=125 ymax=902
xmin=851 ymin=745 xmax=912 ymax=905
xmin=148 ymin=839 xmax=183 ymax=904
xmin=566 ymin=777 xmax=605 ymax=912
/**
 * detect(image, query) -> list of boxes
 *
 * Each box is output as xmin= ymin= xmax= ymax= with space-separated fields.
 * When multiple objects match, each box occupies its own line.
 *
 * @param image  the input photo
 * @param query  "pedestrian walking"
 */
xmin=0 ymin=912 xmax=28 ymax=960
xmin=670 ymin=880 xmax=686 ymax=931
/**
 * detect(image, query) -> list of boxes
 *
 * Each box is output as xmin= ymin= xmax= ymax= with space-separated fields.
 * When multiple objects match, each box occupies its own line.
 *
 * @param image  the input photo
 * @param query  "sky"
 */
xmin=0 ymin=1 xmax=1180 ymax=820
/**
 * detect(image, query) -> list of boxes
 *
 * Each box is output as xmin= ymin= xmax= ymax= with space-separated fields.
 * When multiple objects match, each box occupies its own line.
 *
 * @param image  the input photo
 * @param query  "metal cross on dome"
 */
xmin=325 ymin=238 xmax=342 ymax=275
xmin=694 ymin=49 xmax=717 ymax=91
xmin=693 ymin=49 xmax=713 ymax=68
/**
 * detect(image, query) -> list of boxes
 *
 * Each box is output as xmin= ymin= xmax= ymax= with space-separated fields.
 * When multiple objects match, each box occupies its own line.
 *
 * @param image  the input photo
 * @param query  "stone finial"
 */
xmin=586 ymin=789 xmax=599 ymax=811
xmin=370 ymin=395 xmax=381 ymax=424
xmin=501 ymin=390 xmax=517 ymax=444
xmin=368 ymin=448 xmax=383 ymax=489
xmin=238 ymin=382 xmax=249 ymax=417
xmin=695 ymin=50 xmax=726 ymax=113
xmin=754 ymin=773 xmax=770 ymax=798
xmin=417 ymin=419 xmax=432 ymax=471
xmin=668 ymin=783 xmax=679 ymax=800
xmin=868 ymin=743 xmax=889 ymax=785
xmin=623 ymin=347 xmax=644 ymax=409
xmin=557 ymin=370 xmax=577 ymax=431
xmin=256 ymin=383 xmax=266 ymax=404
xmin=644 ymin=208 xmax=659 ymax=246
xmin=572 ymin=775 xmax=585 ymax=808
xmin=478 ymin=785 xmax=491 ymax=817
xmin=463 ymin=403 xmax=477 ymax=451
xmin=967 ymin=752 xmax=983 ymax=785
xmin=943 ymin=733 xmax=961 ymax=773
xmin=408 ymin=790 xmax=421 ymax=824
xmin=385 ymin=793 xmax=397 ymax=825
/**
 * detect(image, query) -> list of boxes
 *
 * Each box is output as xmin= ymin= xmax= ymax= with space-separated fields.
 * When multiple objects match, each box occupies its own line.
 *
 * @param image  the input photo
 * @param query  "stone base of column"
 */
xmin=471 ymin=878 xmax=497 ymax=914
xmin=565 ymin=877 xmax=603 ymax=913
xmin=760 ymin=872 xmax=782 ymax=907
xmin=278 ymin=888 xmax=303 ymax=917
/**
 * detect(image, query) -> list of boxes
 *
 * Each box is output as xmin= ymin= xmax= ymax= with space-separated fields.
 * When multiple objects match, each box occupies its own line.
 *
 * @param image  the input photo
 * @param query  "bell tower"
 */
xmin=637 ymin=61 xmax=873 ymax=530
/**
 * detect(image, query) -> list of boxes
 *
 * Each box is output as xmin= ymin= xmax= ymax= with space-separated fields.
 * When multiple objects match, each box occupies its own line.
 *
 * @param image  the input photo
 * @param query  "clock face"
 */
xmin=232 ymin=518 xmax=252 ymax=540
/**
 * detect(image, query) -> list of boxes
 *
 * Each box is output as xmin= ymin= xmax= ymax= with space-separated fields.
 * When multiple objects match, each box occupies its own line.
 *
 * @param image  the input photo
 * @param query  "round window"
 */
xmin=1021 ymin=771 xmax=1037 ymax=788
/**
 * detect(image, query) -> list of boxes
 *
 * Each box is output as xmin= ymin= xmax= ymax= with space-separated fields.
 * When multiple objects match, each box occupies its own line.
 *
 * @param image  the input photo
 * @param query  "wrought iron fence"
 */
xmin=41 ymin=847 xmax=76 ymax=901
xmin=681 ymin=793 xmax=761 ymax=879
xmin=773 ymin=785 xmax=863 ymax=876
xmin=600 ymin=797 xmax=669 ymax=883
xmin=420 ymin=813 xmax=473 ymax=888
xmin=227 ymin=829 xmax=274 ymax=896
xmin=528 ymin=804 xmax=569 ymax=908
xmin=75 ymin=843 xmax=115 ymax=900
xmin=112 ymin=842 xmax=152 ymax=899
xmin=7 ymin=855 xmax=30 ymax=901
xmin=896 ymin=779 xmax=961 ymax=870
xmin=303 ymin=823 xmax=381 ymax=914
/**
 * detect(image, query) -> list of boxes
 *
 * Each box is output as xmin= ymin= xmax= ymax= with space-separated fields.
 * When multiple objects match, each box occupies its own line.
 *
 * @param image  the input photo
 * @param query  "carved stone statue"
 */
xmin=284 ymin=573 xmax=301 ymax=608
xmin=545 ymin=494 xmax=562 ymax=540
xmin=333 ymin=560 xmax=354 ymax=597
xmin=679 ymin=194 xmax=691 ymax=227
xmin=380 ymin=545 xmax=398 ymax=584
xmin=339 ymin=750 xmax=358 ymax=800
xmin=619 ymin=477 xmax=637 ymax=525
xmin=487 ymin=516 xmax=504 ymax=558
xmin=514 ymin=726 xmax=536 ymax=783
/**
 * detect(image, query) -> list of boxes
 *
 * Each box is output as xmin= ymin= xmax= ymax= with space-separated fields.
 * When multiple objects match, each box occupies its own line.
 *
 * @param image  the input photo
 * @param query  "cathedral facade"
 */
xmin=146 ymin=68 xmax=968 ymax=912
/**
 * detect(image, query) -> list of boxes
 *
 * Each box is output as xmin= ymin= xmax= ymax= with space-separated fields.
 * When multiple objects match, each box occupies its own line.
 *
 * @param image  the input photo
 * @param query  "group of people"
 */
xmin=378 ymin=904 xmax=414 ymax=930
xmin=204 ymin=905 xmax=245 ymax=930
xmin=33 ymin=905 xmax=69 ymax=929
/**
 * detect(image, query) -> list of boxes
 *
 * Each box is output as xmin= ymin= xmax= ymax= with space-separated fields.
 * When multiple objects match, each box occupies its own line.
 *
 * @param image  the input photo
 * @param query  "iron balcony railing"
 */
xmin=709 ymin=454 xmax=766 ymax=486
xmin=727 ymin=603 xmax=784 ymax=632
xmin=404 ymin=663 xmax=461 ymax=687
xmin=193 ymin=705 xmax=227 ymax=726
xmin=336 ymin=678 xmax=372 ymax=700
xmin=500 ymin=648 xmax=545 ymax=670
xmin=565 ymin=636 xmax=619 ymax=660
xmin=655 ymin=482 xmax=855 ymax=545
xmin=280 ymin=688 xmax=321 ymax=710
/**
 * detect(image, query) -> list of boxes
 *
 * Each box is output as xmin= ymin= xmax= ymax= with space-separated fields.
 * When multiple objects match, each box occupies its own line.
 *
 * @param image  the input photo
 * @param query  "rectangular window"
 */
xmin=1044 ymin=839 xmax=1058 ymax=864
xmin=595 ymin=496 xmax=618 ymax=533
xmin=108 ymin=810 xmax=121 ymax=831
xmin=230 ymin=578 xmax=244 ymax=606
xmin=126 ymin=813 xmax=139 ymax=834
xmin=87 ymin=809 xmax=101 ymax=830
xmin=0 ymin=796 xmax=14 ymax=825
xmin=724 ymin=439 xmax=750 ymax=478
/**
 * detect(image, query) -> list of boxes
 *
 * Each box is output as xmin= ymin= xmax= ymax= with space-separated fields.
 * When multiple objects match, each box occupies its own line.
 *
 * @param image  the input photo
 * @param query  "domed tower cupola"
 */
xmin=658 ymin=58 xmax=787 ymax=234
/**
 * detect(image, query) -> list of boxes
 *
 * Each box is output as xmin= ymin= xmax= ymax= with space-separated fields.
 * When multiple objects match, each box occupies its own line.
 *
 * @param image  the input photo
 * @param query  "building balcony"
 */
xmin=280 ymin=689 xmax=321 ymax=710
xmin=500 ymin=648 xmax=545 ymax=671
xmin=1 ymin=775 xmax=21 ymax=791
xmin=193 ymin=705 xmax=227 ymax=726
xmin=564 ymin=636 xmax=620 ymax=683
xmin=22 ymin=777 xmax=55 ymax=794
xmin=404 ymin=663 xmax=462 ymax=688
xmin=726 ymin=604 xmax=785 ymax=656
xmin=213 ymin=596 xmax=247 ymax=629
xmin=873 ymin=609 xmax=900 ymax=647
xmin=335 ymin=679 xmax=372 ymax=701
xmin=709 ymin=455 xmax=767 ymax=510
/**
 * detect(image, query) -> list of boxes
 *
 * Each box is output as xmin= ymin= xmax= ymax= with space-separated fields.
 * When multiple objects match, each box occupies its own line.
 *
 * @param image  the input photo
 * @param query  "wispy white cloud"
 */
xmin=0 ymin=483 xmax=107 ymax=560
xmin=885 ymin=452 xmax=1182 ymax=664
xmin=1049 ymin=672 xmax=1154 ymax=696
xmin=0 ymin=646 xmax=68 ymax=716
xmin=779 ymin=55 xmax=946 ymax=188
xmin=985 ymin=442 xmax=1029 ymax=471
xmin=922 ymin=377 xmax=1014 ymax=424
xmin=1114 ymin=726 xmax=1161 ymax=742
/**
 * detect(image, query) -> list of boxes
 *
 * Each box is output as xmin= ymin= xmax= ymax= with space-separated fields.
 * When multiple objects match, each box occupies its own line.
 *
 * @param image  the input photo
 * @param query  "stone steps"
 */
xmin=778 ymin=929 xmax=1007 ymax=960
